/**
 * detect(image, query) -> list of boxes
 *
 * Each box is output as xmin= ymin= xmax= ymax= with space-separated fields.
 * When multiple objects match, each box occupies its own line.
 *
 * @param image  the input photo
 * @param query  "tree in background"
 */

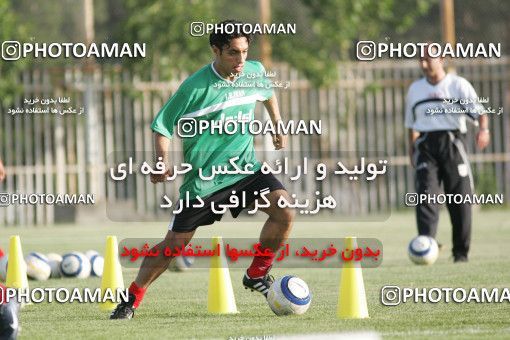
xmin=7 ymin=0 xmax=508 ymax=87
xmin=401 ymin=0 xmax=510 ymax=52
xmin=0 ymin=0 xmax=30 ymax=106
xmin=117 ymin=0 xmax=223 ymax=80
xmin=115 ymin=0 xmax=435 ymax=85
xmin=272 ymin=0 xmax=435 ymax=86
xmin=11 ymin=0 xmax=83 ymax=43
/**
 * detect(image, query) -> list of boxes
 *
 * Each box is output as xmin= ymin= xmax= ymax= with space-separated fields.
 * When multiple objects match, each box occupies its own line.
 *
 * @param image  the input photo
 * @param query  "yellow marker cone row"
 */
xmin=207 ymin=236 xmax=238 ymax=314
xmin=337 ymin=236 xmax=369 ymax=319
xmin=100 ymin=235 xmax=124 ymax=311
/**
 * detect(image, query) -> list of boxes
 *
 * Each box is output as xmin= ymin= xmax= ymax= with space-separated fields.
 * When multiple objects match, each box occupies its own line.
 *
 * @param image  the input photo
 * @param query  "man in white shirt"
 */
xmin=405 ymin=47 xmax=490 ymax=262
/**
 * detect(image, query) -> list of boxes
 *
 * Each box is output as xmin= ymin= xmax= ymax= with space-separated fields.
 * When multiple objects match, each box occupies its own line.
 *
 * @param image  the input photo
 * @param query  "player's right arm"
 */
xmin=0 ymin=158 xmax=5 ymax=182
xmin=150 ymin=82 xmax=195 ymax=184
xmin=150 ymin=133 xmax=173 ymax=183
xmin=404 ymin=84 xmax=420 ymax=167
xmin=408 ymin=129 xmax=420 ymax=167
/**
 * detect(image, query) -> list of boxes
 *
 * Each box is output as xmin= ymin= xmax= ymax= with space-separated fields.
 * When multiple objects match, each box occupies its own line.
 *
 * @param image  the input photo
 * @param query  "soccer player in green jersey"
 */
xmin=111 ymin=20 xmax=294 ymax=319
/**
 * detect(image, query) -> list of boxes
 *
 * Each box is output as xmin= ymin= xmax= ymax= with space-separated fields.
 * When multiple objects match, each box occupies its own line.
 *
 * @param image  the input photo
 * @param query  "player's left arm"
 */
xmin=476 ymin=114 xmax=490 ymax=150
xmin=460 ymin=78 xmax=490 ymax=150
xmin=263 ymin=95 xmax=286 ymax=150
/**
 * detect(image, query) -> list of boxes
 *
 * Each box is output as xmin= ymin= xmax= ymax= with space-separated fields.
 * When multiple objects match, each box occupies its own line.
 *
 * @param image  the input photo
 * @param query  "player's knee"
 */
xmin=163 ymin=231 xmax=194 ymax=246
xmin=270 ymin=207 xmax=295 ymax=225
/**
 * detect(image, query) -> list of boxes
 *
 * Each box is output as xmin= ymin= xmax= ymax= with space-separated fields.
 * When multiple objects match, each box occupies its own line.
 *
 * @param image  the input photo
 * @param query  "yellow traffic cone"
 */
xmin=337 ymin=236 xmax=369 ymax=319
xmin=99 ymin=235 xmax=124 ymax=312
xmin=6 ymin=235 xmax=29 ymax=307
xmin=6 ymin=236 xmax=29 ymax=292
xmin=207 ymin=236 xmax=238 ymax=314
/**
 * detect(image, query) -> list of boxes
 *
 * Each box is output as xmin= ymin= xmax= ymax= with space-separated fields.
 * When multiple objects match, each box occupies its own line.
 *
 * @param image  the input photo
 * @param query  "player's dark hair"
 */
xmin=209 ymin=20 xmax=253 ymax=52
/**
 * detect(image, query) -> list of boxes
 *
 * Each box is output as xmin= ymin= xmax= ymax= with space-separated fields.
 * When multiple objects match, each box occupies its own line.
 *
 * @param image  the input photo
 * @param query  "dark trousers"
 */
xmin=413 ymin=131 xmax=473 ymax=258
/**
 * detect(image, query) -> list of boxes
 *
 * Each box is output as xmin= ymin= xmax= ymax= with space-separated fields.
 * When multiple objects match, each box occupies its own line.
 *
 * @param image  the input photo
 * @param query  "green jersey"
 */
xmin=151 ymin=60 xmax=274 ymax=199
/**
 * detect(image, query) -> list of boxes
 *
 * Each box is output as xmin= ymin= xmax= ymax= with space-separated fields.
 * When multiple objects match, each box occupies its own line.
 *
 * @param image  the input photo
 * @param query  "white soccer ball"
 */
xmin=84 ymin=250 xmax=103 ymax=277
xmin=84 ymin=250 xmax=99 ymax=261
xmin=168 ymin=254 xmax=195 ymax=272
xmin=89 ymin=254 xmax=104 ymax=277
xmin=408 ymin=235 xmax=439 ymax=265
xmin=0 ymin=254 xmax=8 ymax=281
xmin=46 ymin=253 xmax=63 ymax=278
xmin=25 ymin=252 xmax=51 ymax=281
xmin=60 ymin=252 xmax=91 ymax=278
xmin=266 ymin=275 xmax=312 ymax=316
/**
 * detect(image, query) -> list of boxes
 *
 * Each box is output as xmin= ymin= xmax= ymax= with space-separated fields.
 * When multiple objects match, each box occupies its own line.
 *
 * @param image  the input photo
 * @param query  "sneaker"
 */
xmin=0 ymin=300 xmax=20 ymax=340
xmin=243 ymin=272 xmax=274 ymax=297
xmin=454 ymin=255 xmax=468 ymax=263
xmin=110 ymin=294 xmax=136 ymax=319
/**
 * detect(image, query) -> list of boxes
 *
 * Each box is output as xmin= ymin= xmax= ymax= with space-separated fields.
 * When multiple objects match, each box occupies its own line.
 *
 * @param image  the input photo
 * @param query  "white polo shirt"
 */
xmin=405 ymin=73 xmax=484 ymax=133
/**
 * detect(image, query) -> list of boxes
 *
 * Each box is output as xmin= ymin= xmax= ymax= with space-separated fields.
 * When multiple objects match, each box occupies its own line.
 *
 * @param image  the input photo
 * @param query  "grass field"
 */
xmin=1 ymin=209 xmax=509 ymax=339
